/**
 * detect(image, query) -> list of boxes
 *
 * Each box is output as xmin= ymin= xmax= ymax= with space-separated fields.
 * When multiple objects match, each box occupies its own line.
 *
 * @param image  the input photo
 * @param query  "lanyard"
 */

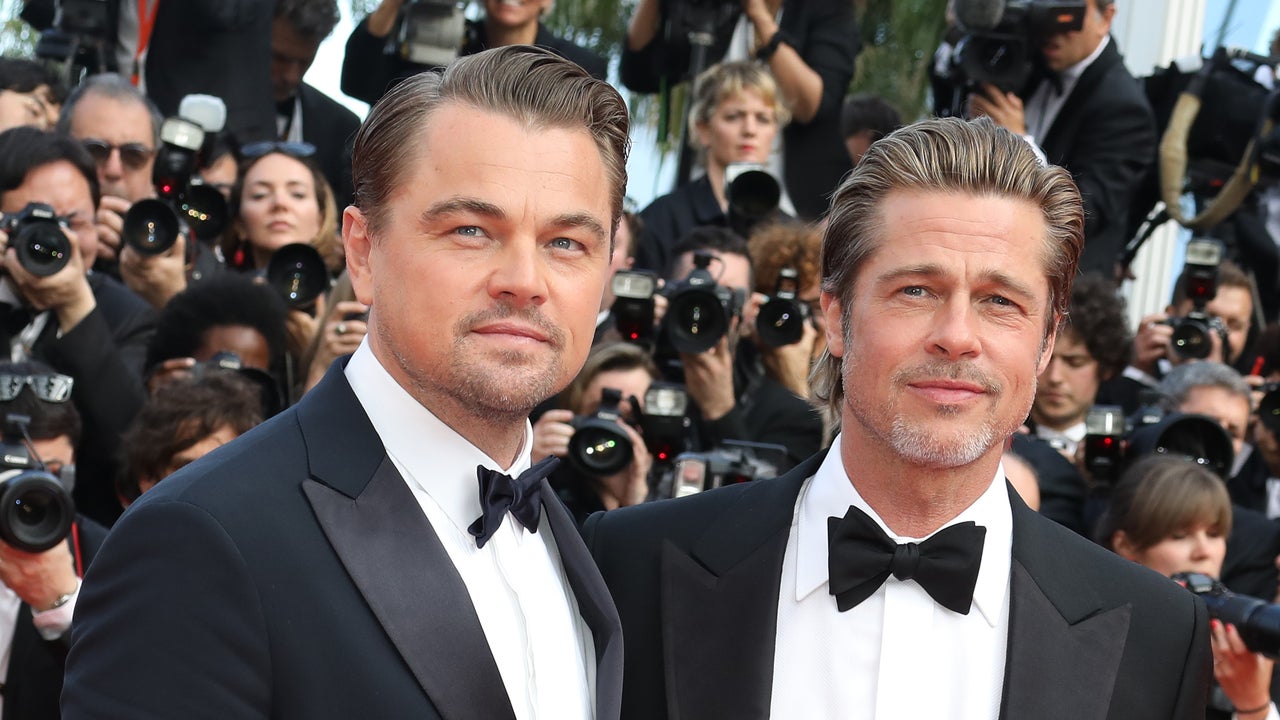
xmin=131 ymin=0 xmax=161 ymax=86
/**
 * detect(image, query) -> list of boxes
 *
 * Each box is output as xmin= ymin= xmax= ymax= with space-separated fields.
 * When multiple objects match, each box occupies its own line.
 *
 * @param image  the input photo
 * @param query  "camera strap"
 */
xmin=131 ymin=0 xmax=161 ymax=86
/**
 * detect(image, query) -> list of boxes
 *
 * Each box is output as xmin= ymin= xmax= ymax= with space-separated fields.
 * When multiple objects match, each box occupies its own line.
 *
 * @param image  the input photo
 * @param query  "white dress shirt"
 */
xmin=345 ymin=341 xmax=595 ymax=720
xmin=1034 ymin=420 xmax=1085 ymax=458
xmin=770 ymin=438 xmax=1013 ymax=720
xmin=1025 ymin=35 xmax=1111 ymax=142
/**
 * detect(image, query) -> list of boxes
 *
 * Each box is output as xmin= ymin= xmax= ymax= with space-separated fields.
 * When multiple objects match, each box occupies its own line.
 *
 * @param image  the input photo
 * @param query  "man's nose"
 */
xmin=928 ymin=298 xmax=980 ymax=360
xmin=487 ymin=241 xmax=548 ymax=307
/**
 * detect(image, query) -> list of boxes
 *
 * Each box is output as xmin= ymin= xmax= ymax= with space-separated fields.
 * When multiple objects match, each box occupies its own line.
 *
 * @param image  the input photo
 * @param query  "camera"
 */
xmin=0 ymin=202 xmax=73 ymax=278
xmin=568 ymin=388 xmax=635 ymax=477
xmin=1174 ymin=572 xmax=1280 ymax=658
xmin=194 ymin=351 xmax=286 ymax=419
xmin=1081 ymin=407 xmax=1236 ymax=490
xmin=397 ymin=0 xmax=468 ymax=67
xmin=122 ymin=115 xmax=229 ymax=257
xmin=611 ymin=269 xmax=658 ymax=347
xmin=33 ymin=0 xmax=111 ymax=81
xmin=724 ymin=163 xmax=781 ymax=239
xmin=663 ymin=251 xmax=745 ymax=354
xmin=0 ymin=413 xmax=74 ymax=554
xmin=1082 ymin=405 xmax=1125 ymax=487
xmin=637 ymin=381 xmax=689 ymax=464
xmin=1162 ymin=238 xmax=1228 ymax=361
xmin=265 ymin=243 xmax=330 ymax=309
xmin=666 ymin=441 xmax=781 ymax=498
xmin=935 ymin=0 xmax=1086 ymax=115
xmin=756 ymin=266 xmax=810 ymax=348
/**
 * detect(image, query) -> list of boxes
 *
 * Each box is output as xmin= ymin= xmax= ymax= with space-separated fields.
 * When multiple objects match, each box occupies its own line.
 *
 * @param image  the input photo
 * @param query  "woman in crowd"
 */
xmin=533 ymin=342 xmax=658 ymax=525
xmin=636 ymin=61 xmax=790 ymax=274
xmin=1099 ymin=455 xmax=1278 ymax=720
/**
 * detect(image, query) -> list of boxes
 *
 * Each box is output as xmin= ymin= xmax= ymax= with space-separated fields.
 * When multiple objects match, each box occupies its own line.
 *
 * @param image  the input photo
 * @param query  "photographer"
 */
xmin=620 ymin=0 xmax=858 ymax=220
xmin=1101 ymin=455 xmax=1278 ymax=720
xmin=635 ymin=61 xmax=792 ymax=275
xmin=339 ymin=0 xmax=607 ymax=107
xmin=662 ymin=227 xmax=823 ymax=472
xmin=839 ymin=92 xmax=901 ymax=167
xmin=967 ymin=0 xmax=1155 ymax=276
xmin=0 ymin=57 xmax=64 ymax=133
xmin=746 ymin=220 xmax=823 ymax=398
xmin=0 ymin=126 xmax=154 ymax=527
xmin=0 ymin=359 xmax=108 ymax=719
xmin=533 ymin=342 xmax=658 ymax=524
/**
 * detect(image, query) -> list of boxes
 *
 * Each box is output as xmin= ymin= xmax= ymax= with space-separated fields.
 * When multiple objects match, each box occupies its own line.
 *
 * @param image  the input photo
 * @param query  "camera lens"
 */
xmin=756 ymin=297 xmax=805 ymax=347
xmin=178 ymin=184 xmax=228 ymax=243
xmin=1171 ymin=319 xmax=1211 ymax=360
xmin=0 ymin=471 xmax=74 ymax=553
xmin=667 ymin=287 xmax=728 ymax=354
xmin=266 ymin=243 xmax=329 ymax=308
xmin=13 ymin=222 xmax=72 ymax=278
xmin=122 ymin=199 xmax=180 ymax=256
xmin=568 ymin=419 xmax=633 ymax=476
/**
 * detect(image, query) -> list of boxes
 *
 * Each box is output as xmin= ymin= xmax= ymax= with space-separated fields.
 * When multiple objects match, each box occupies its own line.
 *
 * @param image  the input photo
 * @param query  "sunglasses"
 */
xmin=0 ymin=373 xmax=74 ymax=403
xmin=81 ymin=139 xmax=155 ymax=171
xmin=240 ymin=141 xmax=316 ymax=160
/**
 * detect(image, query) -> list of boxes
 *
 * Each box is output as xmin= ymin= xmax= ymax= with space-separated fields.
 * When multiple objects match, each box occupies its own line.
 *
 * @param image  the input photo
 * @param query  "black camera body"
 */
xmin=936 ymin=0 xmax=1085 ymax=114
xmin=667 ymin=441 xmax=781 ymax=498
xmin=756 ymin=266 xmax=810 ymax=348
xmin=1175 ymin=572 xmax=1280 ymax=658
xmin=1081 ymin=406 xmax=1236 ymax=491
xmin=1164 ymin=238 xmax=1228 ymax=361
xmin=662 ymin=252 xmax=745 ymax=354
xmin=611 ymin=269 xmax=658 ymax=348
xmin=123 ymin=117 xmax=229 ymax=256
xmin=0 ymin=414 xmax=74 ymax=554
xmin=0 ymin=202 xmax=73 ymax=278
xmin=568 ymin=388 xmax=634 ymax=478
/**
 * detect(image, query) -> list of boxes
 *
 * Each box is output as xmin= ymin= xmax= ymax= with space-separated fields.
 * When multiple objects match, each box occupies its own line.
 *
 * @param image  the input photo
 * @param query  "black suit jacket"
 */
xmin=586 ymin=451 xmax=1211 ymax=719
xmin=1028 ymin=38 xmax=1155 ymax=275
xmin=5 ymin=517 xmax=107 ymax=720
xmin=297 ymin=83 xmax=361 ymax=208
xmin=620 ymin=0 xmax=858 ymax=220
xmin=63 ymin=360 xmax=623 ymax=719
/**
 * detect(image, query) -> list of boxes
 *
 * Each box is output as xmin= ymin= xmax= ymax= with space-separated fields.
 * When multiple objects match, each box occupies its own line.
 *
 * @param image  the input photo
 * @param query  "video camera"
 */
xmin=1175 ymin=572 xmax=1280 ymax=658
xmin=1081 ymin=404 xmax=1235 ymax=489
xmin=934 ymin=0 xmax=1086 ymax=116
xmin=662 ymin=251 xmax=745 ymax=354
xmin=756 ymin=266 xmax=811 ymax=348
xmin=122 ymin=108 xmax=229 ymax=257
xmin=1160 ymin=238 xmax=1228 ymax=362
xmin=665 ymin=440 xmax=781 ymax=498
xmin=0 ymin=413 xmax=74 ymax=553
xmin=0 ymin=202 xmax=73 ymax=278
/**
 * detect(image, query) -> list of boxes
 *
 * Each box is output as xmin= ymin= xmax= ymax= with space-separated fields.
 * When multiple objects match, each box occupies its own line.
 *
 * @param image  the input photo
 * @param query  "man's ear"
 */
xmin=821 ymin=291 xmax=844 ymax=358
xmin=343 ymin=206 xmax=374 ymax=307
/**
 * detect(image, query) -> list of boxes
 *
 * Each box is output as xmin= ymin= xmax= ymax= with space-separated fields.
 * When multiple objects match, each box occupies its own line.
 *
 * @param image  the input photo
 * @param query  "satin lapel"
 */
xmin=661 ymin=454 xmax=819 ymax=720
xmin=541 ymin=481 xmax=624 ymax=720
xmin=303 ymin=457 xmax=516 ymax=720
xmin=999 ymin=489 xmax=1130 ymax=720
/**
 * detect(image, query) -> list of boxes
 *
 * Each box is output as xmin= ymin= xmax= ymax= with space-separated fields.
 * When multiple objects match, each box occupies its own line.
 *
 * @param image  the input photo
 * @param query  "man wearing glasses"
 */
xmin=0 ymin=126 xmax=155 ymax=527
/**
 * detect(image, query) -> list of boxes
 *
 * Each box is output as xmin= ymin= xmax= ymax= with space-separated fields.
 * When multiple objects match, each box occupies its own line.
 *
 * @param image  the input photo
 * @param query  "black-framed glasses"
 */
xmin=80 ymin=139 xmax=155 ymax=170
xmin=239 ymin=141 xmax=316 ymax=160
xmin=0 ymin=373 xmax=74 ymax=403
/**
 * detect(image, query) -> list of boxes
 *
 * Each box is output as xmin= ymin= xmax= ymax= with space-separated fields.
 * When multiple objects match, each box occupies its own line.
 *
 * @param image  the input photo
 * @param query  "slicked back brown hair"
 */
xmin=811 ymin=116 xmax=1085 ymax=418
xmin=351 ymin=45 xmax=630 ymax=238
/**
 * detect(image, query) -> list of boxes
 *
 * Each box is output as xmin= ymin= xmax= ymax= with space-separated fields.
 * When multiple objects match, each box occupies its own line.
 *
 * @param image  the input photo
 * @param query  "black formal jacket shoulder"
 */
xmin=63 ymin=361 xmax=623 ymax=720
xmin=621 ymin=0 xmax=858 ymax=220
xmin=6 ymin=516 xmax=107 ymax=720
xmin=635 ymin=176 xmax=723 ymax=274
xmin=585 ymin=451 xmax=1211 ymax=720
xmin=1031 ymin=38 xmax=1155 ymax=275
xmin=298 ymin=83 xmax=361 ymax=208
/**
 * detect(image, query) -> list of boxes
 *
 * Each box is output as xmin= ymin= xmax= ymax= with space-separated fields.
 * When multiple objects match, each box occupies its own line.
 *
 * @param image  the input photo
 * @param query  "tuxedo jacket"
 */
xmin=63 ymin=360 xmax=623 ymax=719
xmin=297 ymin=83 xmax=361 ymax=208
xmin=585 ymin=451 xmax=1211 ymax=720
xmin=1026 ymin=38 xmax=1155 ymax=275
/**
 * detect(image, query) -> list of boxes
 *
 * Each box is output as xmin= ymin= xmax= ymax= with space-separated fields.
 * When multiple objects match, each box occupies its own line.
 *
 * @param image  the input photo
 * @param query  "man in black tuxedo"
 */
xmin=272 ymin=0 xmax=361 ymax=206
xmin=969 ymin=0 xmax=1155 ymax=277
xmin=586 ymin=116 xmax=1211 ymax=719
xmin=63 ymin=46 xmax=629 ymax=719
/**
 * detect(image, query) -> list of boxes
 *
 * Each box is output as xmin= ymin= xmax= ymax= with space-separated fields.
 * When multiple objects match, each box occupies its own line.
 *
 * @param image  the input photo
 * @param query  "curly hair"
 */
xmin=747 ymin=221 xmax=821 ymax=296
xmin=146 ymin=274 xmax=289 ymax=376
xmin=1063 ymin=272 xmax=1132 ymax=382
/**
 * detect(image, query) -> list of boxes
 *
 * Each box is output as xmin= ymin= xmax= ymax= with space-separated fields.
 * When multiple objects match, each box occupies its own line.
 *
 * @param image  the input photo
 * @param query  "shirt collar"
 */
xmin=1059 ymin=34 xmax=1109 ymax=86
xmin=795 ymin=435 xmax=1014 ymax=626
xmin=344 ymin=339 xmax=533 ymax=535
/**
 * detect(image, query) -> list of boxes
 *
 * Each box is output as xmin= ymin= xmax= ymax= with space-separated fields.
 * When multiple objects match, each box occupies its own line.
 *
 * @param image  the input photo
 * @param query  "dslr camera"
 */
xmin=0 ymin=203 xmax=73 ymax=278
xmin=662 ymin=251 xmax=745 ymax=354
xmin=122 ymin=114 xmax=229 ymax=257
xmin=568 ymin=388 xmax=635 ymax=477
xmin=756 ymin=266 xmax=811 ymax=348
xmin=935 ymin=0 xmax=1086 ymax=115
xmin=1161 ymin=238 xmax=1229 ymax=361
xmin=0 ymin=413 xmax=74 ymax=554
xmin=1081 ymin=404 xmax=1236 ymax=489
xmin=1175 ymin=572 xmax=1280 ymax=658
xmin=666 ymin=441 xmax=781 ymax=498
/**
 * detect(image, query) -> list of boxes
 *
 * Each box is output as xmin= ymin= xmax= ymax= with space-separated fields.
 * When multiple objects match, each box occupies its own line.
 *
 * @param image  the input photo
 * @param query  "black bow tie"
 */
xmin=468 ymin=455 xmax=559 ymax=549
xmin=1041 ymin=68 xmax=1065 ymax=95
xmin=827 ymin=505 xmax=986 ymax=615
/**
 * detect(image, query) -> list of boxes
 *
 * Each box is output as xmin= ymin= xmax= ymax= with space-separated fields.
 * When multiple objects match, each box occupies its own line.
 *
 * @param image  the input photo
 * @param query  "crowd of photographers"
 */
xmin=0 ymin=0 xmax=1276 ymax=716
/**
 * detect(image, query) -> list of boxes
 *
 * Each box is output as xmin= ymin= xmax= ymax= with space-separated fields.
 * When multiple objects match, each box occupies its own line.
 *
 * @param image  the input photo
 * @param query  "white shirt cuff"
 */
xmin=31 ymin=578 xmax=80 ymax=641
